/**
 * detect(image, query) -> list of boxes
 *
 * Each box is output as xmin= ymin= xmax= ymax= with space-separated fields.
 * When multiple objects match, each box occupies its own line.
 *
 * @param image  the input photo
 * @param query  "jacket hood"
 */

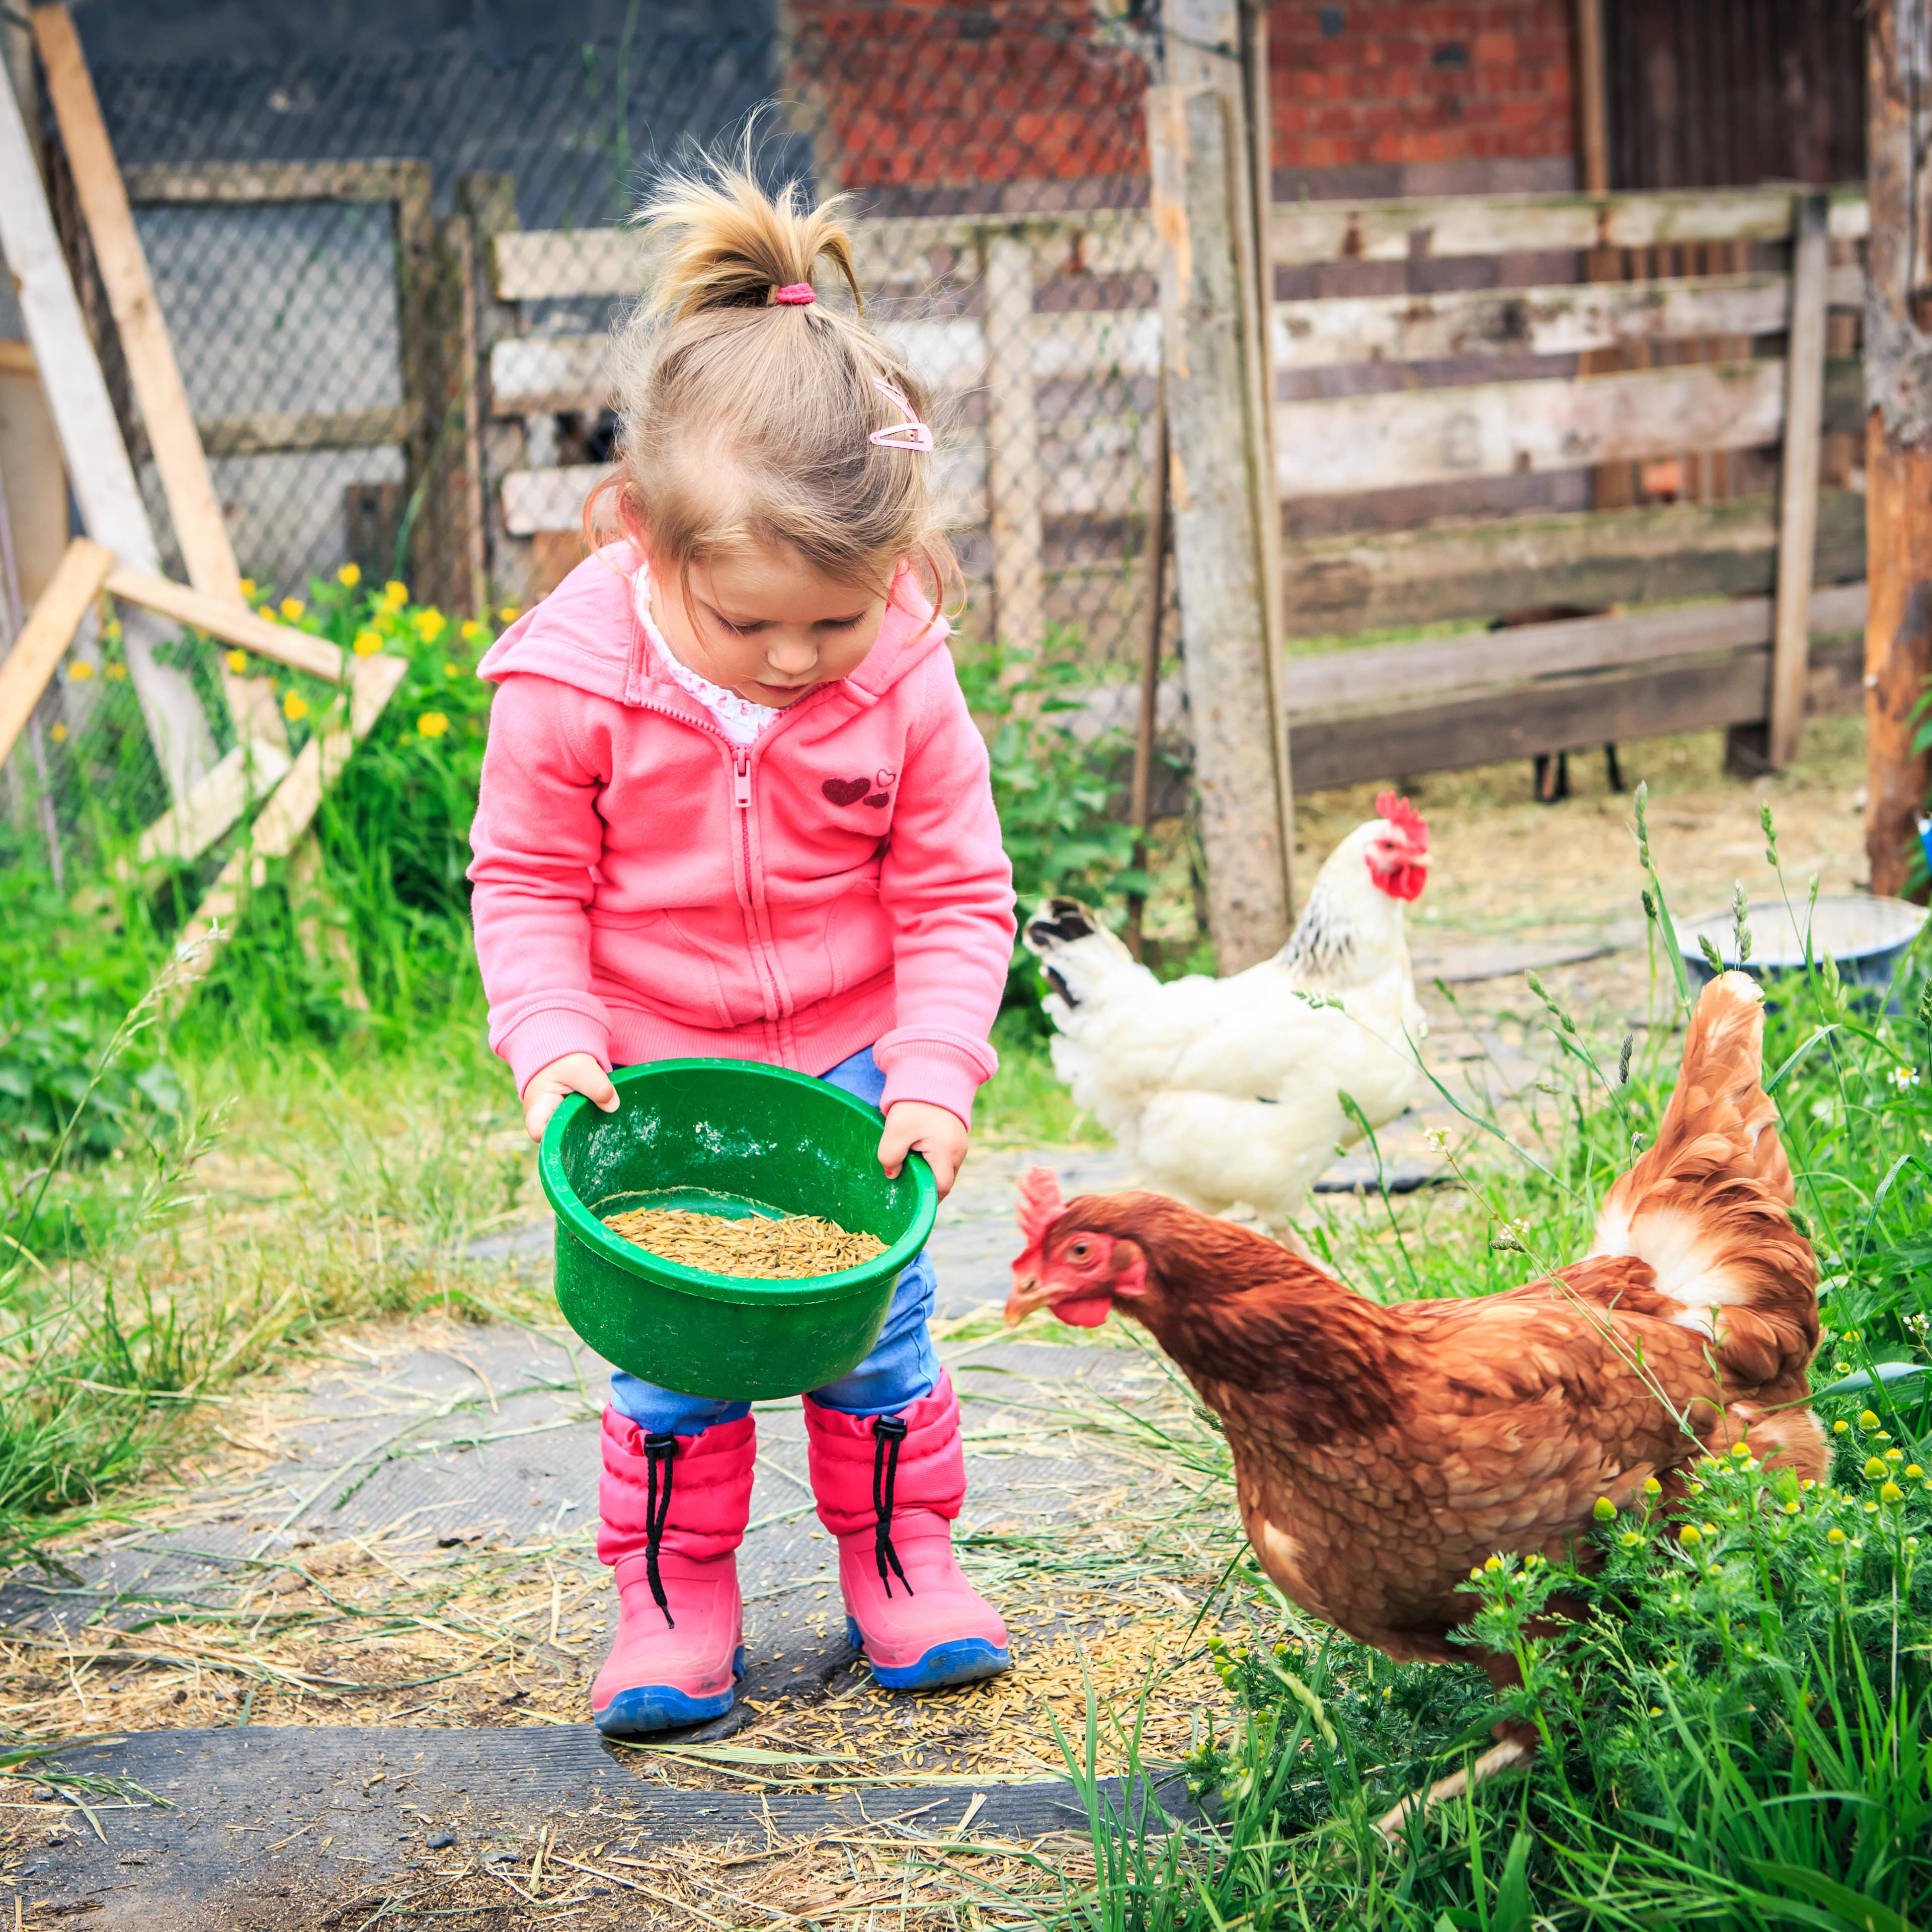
xmin=477 ymin=541 xmax=951 ymax=709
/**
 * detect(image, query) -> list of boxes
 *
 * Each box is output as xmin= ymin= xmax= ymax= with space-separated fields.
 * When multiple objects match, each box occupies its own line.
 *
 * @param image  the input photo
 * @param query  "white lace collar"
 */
xmin=631 ymin=565 xmax=782 ymax=748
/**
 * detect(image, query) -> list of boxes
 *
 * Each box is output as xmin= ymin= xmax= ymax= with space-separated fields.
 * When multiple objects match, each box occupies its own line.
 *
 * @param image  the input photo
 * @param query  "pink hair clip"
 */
xmin=868 ymin=378 xmax=933 ymax=453
xmin=771 ymin=282 xmax=816 ymax=305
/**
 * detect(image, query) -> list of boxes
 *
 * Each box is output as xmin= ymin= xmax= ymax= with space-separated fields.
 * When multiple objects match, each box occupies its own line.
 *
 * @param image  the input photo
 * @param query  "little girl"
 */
xmin=467 ymin=159 xmax=1015 ymax=1736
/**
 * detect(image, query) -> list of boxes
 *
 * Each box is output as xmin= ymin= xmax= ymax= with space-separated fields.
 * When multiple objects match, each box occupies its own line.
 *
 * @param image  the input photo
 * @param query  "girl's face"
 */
xmin=646 ymin=543 xmax=890 ymax=708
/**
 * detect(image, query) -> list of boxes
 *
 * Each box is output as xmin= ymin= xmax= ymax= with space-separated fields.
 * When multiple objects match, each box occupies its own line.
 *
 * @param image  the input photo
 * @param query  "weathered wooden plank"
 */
xmin=106 ymin=567 xmax=347 ymax=682
xmin=36 ymin=6 xmax=288 ymax=755
xmin=1151 ymin=82 xmax=1292 ymax=967
xmin=0 ymin=40 xmax=214 ymax=796
xmin=985 ymin=234 xmax=1046 ymax=666
xmin=167 ymin=652 xmax=409 ymax=1011
xmin=1269 ymin=184 xmax=1867 ymax=268
xmin=0 ymin=538 xmax=113 ymax=771
xmin=1279 ymin=490 xmax=1866 ymax=637
xmin=121 ymin=160 xmax=424 ymax=206
xmin=134 ymin=737 xmax=293 ymax=866
xmin=491 ymin=207 xmax=1160 ymax=304
xmin=196 ymin=405 xmax=417 ymax=457
xmin=1289 ymin=633 xmax=1863 ymax=792
xmin=1282 ymin=582 xmax=1867 ymax=716
xmin=1272 ymin=267 xmax=1863 ymax=369
xmin=1275 ymin=356 xmax=1861 ymax=499
xmin=1768 ymin=193 xmax=1832 ymax=767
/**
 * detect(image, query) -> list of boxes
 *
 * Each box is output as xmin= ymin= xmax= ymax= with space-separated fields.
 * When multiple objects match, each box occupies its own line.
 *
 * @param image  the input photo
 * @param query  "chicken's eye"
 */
xmin=1068 ymin=1239 xmax=1092 ymax=1260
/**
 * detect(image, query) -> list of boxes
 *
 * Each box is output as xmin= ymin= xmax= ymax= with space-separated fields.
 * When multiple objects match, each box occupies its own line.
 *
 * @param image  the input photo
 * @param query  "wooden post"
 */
xmin=392 ymin=162 xmax=440 ymax=606
xmin=33 ymin=5 xmax=285 ymax=752
xmin=1864 ymin=0 xmax=1932 ymax=901
xmin=457 ymin=173 xmax=526 ymax=607
xmin=0 ymin=34 xmax=214 ymax=797
xmin=1766 ymin=191 xmax=1830 ymax=770
xmin=983 ymin=231 xmax=1046 ymax=676
xmin=436 ymin=211 xmax=487 ymax=618
xmin=1148 ymin=83 xmax=1294 ymax=969
xmin=1163 ymin=0 xmax=1293 ymax=917
xmin=1124 ymin=384 xmax=1169 ymax=962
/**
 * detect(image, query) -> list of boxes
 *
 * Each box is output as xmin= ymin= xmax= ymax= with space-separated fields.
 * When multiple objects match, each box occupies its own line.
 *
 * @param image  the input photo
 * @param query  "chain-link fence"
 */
xmin=5 ymin=3 xmax=1178 ymax=878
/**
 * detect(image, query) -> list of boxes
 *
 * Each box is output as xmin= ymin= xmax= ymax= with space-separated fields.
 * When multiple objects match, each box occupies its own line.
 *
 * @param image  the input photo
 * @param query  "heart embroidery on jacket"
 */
xmin=822 ymin=777 xmax=870 ymax=806
xmin=863 ymin=791 xmax=889 ymax=808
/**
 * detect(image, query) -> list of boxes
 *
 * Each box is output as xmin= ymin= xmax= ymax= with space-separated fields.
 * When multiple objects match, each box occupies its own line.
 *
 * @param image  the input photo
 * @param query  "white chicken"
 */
xmin=1024 ymin=794 xmax=1431 ymax=1226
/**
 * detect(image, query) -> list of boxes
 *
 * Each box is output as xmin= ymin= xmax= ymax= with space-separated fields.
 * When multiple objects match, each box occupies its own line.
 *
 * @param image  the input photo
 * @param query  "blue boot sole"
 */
xmin=593 ymin=1645 xmax=745 ymax=1736
xmin=845 ymin=1617 xmax=1010 ymax=1691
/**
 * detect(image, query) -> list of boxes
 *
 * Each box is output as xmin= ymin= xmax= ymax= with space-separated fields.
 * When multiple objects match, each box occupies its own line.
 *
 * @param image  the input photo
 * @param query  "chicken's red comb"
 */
xmin=1016 ymin=1166 xmax=1066 ymax=1247
xmin=1376 ymin=791 xmax=1429 ymax=852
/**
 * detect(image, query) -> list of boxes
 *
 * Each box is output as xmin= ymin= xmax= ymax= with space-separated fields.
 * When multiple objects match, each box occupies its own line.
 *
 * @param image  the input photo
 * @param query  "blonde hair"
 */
xmin=586 ymin=153 xmax=955 ymax=616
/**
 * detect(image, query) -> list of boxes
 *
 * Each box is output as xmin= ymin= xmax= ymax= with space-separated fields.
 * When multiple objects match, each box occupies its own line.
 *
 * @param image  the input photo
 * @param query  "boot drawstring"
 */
xmin=642 ymin=1432 xmax=678 ymax=1628
xmin=870 ymin=1414 xmax=911 ymax=1598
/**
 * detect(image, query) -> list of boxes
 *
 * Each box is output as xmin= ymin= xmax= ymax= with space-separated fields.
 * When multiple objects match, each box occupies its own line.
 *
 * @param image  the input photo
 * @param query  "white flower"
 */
xmin=1887 ymin=1065 xmax=1921 ymax=1089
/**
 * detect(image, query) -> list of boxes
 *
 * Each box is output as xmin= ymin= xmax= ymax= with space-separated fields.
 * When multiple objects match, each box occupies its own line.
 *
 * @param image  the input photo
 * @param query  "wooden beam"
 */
xmin=197 ymin=405 xmax=417 ymax=457
xmin=33 ymin=4 xmax=286 ymax=754
xmin=1150 ymin=82 xmax=1292 ymax=968
xmin=0 ymin=537 xmax=113 ymax=769
xmin=134 ymin=737 xmax=292 ymax=866
xmin=1863 ymin=0 xmax=1932 ymax=901
xmin=1290 ymin=634 xmax=1865 ymax=793
xmin=1280 ymin=491 xmax=1866 ymax=638
xmin=1272 ymin=269 xmax=1862 ymax=369
xmin=1274 ymin=356 xmax=1862 ymax=499
xmin=458 ymin=171 xmax=532 ymax=607
xmin=1283 ymin=583 xmax=1868 ymax=716
xmin=165 ymin=652 xmax=409 ymax=1010
xmin=121 ymin=159 xmax=425 ymax=206
xmin=1269 ymin=185 xmax=1868 ymax=268
xmin=105 ymin=567 xmax=346 ymax=682
xmin=984 ymin=232 xmax=1047 ymax=672
xmin=1575 ymin=0 xmax=1609 ymax=195
xmin=0 ymin=41 xmax=213 ymax=797
xmin=1767 ymin=192 xmax=1832 ymax=769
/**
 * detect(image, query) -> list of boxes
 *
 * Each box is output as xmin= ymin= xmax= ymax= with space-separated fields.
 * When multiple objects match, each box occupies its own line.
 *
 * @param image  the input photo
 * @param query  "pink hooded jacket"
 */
xmin=467 ymin=546 xmax=1015 ymax=1125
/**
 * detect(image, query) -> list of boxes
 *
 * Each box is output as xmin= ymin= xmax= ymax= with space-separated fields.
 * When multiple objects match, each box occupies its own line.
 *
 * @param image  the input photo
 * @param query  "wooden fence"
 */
xmin=482 ymin=176 xmax=1870 ymax=787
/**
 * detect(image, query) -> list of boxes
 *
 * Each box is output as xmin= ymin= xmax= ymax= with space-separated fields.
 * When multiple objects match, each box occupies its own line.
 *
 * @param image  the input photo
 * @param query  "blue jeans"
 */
xmin=607 ymin=1046 xmax=940 ymax=1434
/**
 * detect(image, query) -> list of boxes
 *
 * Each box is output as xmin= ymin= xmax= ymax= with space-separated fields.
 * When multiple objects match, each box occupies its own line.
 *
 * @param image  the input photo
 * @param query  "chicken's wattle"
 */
xmin=1051 ymin=1294 xmax=1114 ymax=1329
xmin=1371 ymin=858 xmax=1427 ymax=902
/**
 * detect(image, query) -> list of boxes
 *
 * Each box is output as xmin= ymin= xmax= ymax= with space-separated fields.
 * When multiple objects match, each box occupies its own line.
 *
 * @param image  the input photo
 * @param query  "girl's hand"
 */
xmin=878 ymin=1101 xmax=968 ymax=1200
xmin=523 ymin=1053 xmax=619 ymax=1142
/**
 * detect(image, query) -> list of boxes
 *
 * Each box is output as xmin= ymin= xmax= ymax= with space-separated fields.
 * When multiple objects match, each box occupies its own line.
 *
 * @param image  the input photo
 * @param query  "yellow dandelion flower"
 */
xmin=352 ymin=630 xmax=382 ymax=658
xmin=279 ymin=597 xmax=305 ymax=621
xmin=413 ymin=608 xmax=447 ymax=643
xmin=1643 ymin=1476 xmax=1662 ymax=1496
xmin=498 ymin=604 xmax=520 ymax=623
xmin=67 ymin=660 xmax=93 ymax=681
xmin=239 ymin=577 xmax=257 ymax=599
xmin=1881 ymin=1482 xmax=1904 ymax=1503
xmin=1827 ymin=1527 xmax=1846 ymax=1545
xmin=1860 ymin=1410 xmax=1881 ymax=1429
xmin=1730 ymin=1441 xmax=1752 ymax=1458
xmin=105 ymin=662 xmax=126 ymax=680
xmin=337 ymin=561 xmax=361 ymax=588
xmin=283 ymin=691 xmax=308 ymax=722
xmin=101 ymin=619 xmax=122 ymax=642
xmin=384 ymin=580 xmax=409 ymax=608
xmin=1833 ymin=1419 xmax=1850 ymax=1433
xmin=1886 ymin=1447 xmax=1905 ymax=1462
xmin=1865 ymin=1458 xmax=1889 ymax=1480
xmin=1783 ymin=1501 xmax=1800 ymax=1515
xmin=1678 ymin=1525 xmax=1702 ymax=1546
xmin=49 ymin=721 xmax=67 ymax=742
xmin=460 ymin=619 xmax=487 ymax=642
xmin=1593 ymin=1497 xmax=1617 ymax=1521
xmin=1907 ymin=1466 xmax=1924 ymax=1479
xmin=443 ymin=662 xmax=459 ymax=677
xmin=416 ymin=710 xmax=449 ymax=739
xmin=226 ymin=649 xmax=249 ymax=673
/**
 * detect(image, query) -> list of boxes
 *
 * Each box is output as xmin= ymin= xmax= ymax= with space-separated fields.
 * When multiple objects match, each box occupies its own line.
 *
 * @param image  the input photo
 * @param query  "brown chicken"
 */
xmin=1005 ymin=971 xmax=1827 ymax=1830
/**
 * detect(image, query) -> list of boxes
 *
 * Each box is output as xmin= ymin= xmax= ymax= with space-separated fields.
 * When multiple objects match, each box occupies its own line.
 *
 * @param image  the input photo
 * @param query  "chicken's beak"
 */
xmin=1004 ymin=1272 xmax=1051 ymax=1326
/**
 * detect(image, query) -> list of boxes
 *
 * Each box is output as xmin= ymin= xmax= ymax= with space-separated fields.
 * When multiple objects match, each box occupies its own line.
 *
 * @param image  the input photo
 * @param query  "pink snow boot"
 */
xmin=591 ymin=1410 xmax=754 ymax=1735
xmin=803 ymin=1371 xmax=1009 ymax=1690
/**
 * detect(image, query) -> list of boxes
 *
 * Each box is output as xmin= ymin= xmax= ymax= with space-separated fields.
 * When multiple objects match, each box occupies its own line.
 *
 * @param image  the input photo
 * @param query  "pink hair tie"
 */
xmin=868 ymin=378 xmax=933 ymax=453
xmin=771 ymin=282 xmax=816 ymax=305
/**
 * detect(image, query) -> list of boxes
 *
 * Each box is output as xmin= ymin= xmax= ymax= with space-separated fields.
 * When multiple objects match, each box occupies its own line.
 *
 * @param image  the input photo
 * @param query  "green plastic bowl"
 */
xmin=538 ymin=1059 xmax=937 ymax=1401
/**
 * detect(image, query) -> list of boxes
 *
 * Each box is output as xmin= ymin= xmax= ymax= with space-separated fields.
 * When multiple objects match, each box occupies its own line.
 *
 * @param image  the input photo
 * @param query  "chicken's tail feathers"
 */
xmin=1022 ymin=899 xmax=1151 ymax=1014
xmin=1592 ymin=970 xmax=1817 ymax=1353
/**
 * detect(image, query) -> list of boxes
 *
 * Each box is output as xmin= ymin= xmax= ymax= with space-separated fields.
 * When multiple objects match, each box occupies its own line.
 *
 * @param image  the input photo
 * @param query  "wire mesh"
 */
xmin=5 ymin=3 xmax=1179 ymax=878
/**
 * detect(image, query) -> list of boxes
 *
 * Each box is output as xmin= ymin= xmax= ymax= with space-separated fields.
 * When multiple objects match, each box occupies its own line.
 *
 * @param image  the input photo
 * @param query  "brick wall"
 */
xmin=1271 ymin=1 xmax=1576 ymax=191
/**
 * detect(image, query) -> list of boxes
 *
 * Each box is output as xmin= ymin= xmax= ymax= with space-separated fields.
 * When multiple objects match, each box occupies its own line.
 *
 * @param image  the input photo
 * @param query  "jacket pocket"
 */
xmin=588 ymin=906 xmax=765 ymax=1030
